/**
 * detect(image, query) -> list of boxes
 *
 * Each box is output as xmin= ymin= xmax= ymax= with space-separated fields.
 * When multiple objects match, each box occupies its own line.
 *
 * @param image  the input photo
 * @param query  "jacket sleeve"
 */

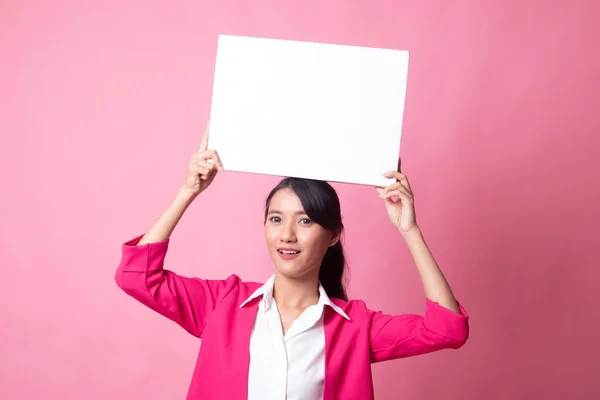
xmin=114 ymin=234 xmax=238 ymax=338
xmin=368 ymin=299 xmax=469 ymax=363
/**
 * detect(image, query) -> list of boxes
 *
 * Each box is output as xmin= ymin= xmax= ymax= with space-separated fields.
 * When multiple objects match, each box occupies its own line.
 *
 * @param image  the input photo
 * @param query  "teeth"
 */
xmin=279 ymin=250 xmax=299 ymax=254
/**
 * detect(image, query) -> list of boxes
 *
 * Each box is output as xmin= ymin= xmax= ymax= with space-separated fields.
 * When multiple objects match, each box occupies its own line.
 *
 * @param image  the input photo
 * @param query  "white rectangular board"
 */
xmin=208 ymin=34 xmax=409 ymax=187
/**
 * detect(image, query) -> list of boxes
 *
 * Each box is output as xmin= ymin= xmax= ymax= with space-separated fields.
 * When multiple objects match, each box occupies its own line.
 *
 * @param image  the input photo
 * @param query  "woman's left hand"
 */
xmin=376 ymin=160 xmax=419 ymax=235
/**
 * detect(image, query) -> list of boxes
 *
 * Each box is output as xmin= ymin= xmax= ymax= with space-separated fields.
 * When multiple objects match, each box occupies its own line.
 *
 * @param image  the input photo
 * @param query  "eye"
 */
xmin=270 ymin=216 xmax=281 ymax=223
xmin=299 ymin=218 xmax=312 ymax=225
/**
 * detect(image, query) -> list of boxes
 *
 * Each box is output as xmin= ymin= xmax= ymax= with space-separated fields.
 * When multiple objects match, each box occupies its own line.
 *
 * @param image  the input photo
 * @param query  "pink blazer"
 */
xmin=115 ymin=235 xmax=469 ymax=399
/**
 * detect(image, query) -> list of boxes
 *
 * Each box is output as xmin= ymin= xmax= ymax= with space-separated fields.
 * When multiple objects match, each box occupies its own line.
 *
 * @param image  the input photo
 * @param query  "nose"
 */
xmin=279 ymin=220 xmax=297 ymax=243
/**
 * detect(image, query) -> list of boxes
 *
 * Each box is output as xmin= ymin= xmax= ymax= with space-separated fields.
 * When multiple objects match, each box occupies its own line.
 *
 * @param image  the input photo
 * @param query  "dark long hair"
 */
xmin=264 ymin=177 xmax=348 ymax=301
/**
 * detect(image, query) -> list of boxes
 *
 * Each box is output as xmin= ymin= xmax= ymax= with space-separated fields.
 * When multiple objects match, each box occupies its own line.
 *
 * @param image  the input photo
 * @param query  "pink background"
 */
xmin=1 ymin=1 xmax=599 ymax=399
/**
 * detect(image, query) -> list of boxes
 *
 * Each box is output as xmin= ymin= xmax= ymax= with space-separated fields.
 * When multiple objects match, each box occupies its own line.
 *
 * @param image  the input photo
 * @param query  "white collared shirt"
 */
xmin=239 ymin=275 xmax=350 ymax=400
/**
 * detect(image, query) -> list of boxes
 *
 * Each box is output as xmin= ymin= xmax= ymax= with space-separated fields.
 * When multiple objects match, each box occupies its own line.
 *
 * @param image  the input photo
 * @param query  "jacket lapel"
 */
xmin=323 ymin=306 xmax=346 ymax=400
xmin=232 ymin=297 xmax=259 ymax=399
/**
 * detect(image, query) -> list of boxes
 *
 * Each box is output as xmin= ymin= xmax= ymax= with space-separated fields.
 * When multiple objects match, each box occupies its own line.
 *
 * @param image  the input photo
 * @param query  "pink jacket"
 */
xmin=115 ymin=235 xmax=469 ymax=399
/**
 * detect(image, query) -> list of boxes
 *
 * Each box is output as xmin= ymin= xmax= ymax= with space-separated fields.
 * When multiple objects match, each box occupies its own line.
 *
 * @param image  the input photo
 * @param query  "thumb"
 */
xmin=375 ymin=187 xmax=392 ymax=205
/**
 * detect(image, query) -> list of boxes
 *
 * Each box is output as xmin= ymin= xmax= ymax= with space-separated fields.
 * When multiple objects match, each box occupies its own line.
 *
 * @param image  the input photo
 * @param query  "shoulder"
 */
xmin=211 ymin=274 xmax=264 ymax=299
xmin=330 ymin=297 xmax=372 ymax=320
xmin=199 ymin=273 xmax=263 ymax=286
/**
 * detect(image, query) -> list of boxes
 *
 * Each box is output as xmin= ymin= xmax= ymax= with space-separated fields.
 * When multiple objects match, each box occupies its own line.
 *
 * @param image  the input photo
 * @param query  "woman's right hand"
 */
xmin=182 ymin=119 xmax=224 ymax=197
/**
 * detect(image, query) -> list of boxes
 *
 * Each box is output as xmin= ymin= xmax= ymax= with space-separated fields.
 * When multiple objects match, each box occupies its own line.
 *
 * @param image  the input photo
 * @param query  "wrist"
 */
xmin=177 ymin=186 xmax=200 ymax=203
xmin=399 ymin=225 xmax=422 ymax=240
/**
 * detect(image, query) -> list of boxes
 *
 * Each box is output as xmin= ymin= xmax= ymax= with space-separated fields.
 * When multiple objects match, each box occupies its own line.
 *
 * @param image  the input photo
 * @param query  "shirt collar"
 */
xmin=240 ymin=274 xmax=350 ymax=320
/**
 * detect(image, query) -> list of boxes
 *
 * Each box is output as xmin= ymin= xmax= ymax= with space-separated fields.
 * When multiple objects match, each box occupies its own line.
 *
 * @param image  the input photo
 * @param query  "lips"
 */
xmin=277 ymin=248 xmax=301 ymax=255
xmin=277 ymin=248 xmax=301 ymax=260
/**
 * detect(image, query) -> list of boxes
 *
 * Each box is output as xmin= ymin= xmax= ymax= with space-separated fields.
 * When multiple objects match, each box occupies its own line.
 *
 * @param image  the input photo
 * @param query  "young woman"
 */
xmin=115 ymin=122 xmax=469 ymax=400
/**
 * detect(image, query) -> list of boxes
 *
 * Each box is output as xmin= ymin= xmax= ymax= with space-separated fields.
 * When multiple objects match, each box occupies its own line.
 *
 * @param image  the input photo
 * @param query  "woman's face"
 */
xmin=265 ymin=188 xmax=339 ymax=280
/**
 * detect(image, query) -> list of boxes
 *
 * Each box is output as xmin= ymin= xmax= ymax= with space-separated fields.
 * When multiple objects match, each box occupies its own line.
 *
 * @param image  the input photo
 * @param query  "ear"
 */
xmin=329 ymin=229 xmax=341 ymax=247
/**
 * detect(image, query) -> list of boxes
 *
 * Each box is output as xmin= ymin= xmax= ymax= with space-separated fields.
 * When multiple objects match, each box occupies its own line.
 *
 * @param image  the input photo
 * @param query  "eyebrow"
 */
xmin=267 ymin=210 xmax=307 ymax=216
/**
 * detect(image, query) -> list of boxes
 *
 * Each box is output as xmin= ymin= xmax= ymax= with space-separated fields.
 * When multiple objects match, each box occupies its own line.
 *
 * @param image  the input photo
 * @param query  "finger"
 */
xmin=209 ymin=150 xmax=224 ymax=172
xmin=376 ymin=187 xmax=396 ymax=205
xmin=380 ymin=187 xmax=413 ymax=202
xmin=380 ymin=186 xmax=411 ymax=198
xmin=193 ymin=149 xmax=224 ymax=172
xmin=380 ymin=190 xmax=410 ymax=207
xmin=382 ymin=171 xmax=405 ymax=180
xmin=398 ymin=175 xmax=411 ymax=193
xmin=377 ymin=183 xmax=406 ymax=195
xmin=383 ymin=171 xmax=411 ymax=192
xmin=199 ymin=119 xmax=210 ymax=152
xmin=193 ymin=159 xmax=217 ymax=172
xmin=199 ymin=150 xmax=223 ymax=172
xmin=381 ymin=178 xmax=407 ymax=193
xmin=381 ymin=192 xmax=411 ymax=205
xmin=380 ymin=182 xmax=402 ymax=195
xmin=376 ymin=187 xmax=398 ymax=205
xmin=193 ymin=165 xmax=211 ymax=179
xmin=191 ymin=152 xmax=208 ymax=161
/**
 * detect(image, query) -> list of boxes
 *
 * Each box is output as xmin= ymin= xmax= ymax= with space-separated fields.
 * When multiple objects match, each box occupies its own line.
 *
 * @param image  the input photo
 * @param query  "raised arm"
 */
xmin=369 ymin=162 xmax=469 ymax=362
xmin=115 ymin=120 xmax=229 ymax=337
xmin=376 ymin=162 xmax=461 ymax=311
xmin=139 ymin=120 xmax=223 ymax=245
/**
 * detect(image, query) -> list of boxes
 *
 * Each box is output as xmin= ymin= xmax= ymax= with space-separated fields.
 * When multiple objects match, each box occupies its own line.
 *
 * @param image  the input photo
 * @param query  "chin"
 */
xmin=273 ymin=260 xmax=313 ymax=280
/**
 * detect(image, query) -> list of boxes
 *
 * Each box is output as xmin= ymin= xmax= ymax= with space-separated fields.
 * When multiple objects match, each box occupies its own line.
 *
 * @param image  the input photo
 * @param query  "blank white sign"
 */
xmin=208 ymin=35 xmax=409 ymax=187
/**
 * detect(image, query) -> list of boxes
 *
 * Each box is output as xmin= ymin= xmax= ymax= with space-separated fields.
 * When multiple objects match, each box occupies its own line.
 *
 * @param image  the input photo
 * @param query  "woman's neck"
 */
xmin=273 ymin=272 xmax=320 ymax=309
